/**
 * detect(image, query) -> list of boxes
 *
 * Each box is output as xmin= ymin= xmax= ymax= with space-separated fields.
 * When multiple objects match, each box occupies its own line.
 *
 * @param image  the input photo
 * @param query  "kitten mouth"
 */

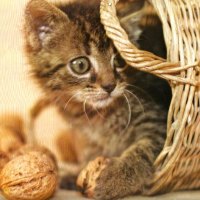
xmin=95 ymin=95 xmax=110 ymax=101
xmin=87 ymin=94 xmax=113 ymax=108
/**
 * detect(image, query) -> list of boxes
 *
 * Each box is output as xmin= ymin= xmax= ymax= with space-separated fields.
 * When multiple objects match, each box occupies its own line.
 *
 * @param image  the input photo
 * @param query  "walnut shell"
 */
xmin=0 ymin=126 xmax=24 ymax=155
xmin=11 ymin=145 xmax=57 ymax=169
xmin=0 ymin=114 xmax=25 ymax=142
xmin=0 ymin=151 xmax=9 ymax=172
xmin=0 ymin=151 xmax=58 ymax=200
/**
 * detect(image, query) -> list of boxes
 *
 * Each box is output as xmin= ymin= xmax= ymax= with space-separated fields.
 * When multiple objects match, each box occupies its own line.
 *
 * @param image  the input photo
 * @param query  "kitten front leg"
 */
xmin=77 ymin=136 xmax=164 ymax=200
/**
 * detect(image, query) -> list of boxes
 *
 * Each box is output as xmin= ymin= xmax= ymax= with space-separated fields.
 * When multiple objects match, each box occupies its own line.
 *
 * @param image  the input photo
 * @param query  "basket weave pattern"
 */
xmin=100 ymin=0 xmax=200 ymax=194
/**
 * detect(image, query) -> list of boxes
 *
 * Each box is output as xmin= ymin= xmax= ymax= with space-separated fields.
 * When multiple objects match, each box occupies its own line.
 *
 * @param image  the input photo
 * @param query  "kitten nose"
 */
xmin=101 ymin=84 xmax=116 ymax=94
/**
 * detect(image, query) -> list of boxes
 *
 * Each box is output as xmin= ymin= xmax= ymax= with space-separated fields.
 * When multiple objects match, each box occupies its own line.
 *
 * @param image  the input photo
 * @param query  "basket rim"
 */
xmin=100 ymin=0 xmax=200 ymax=86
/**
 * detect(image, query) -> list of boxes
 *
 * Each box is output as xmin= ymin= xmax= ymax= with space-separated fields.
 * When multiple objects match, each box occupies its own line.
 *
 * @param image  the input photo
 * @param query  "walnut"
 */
xmin=0 ymin=151 xmax=58 ymax=200
xmin=0 ymin=151 xmax=9 ymax=172
xmin=0 ymin=126 xmax=24 ymax=155
xmin=11 ymin=145 xmax=57 ymax=169
xmin=0 ymin=114 xmax=25 ymax=143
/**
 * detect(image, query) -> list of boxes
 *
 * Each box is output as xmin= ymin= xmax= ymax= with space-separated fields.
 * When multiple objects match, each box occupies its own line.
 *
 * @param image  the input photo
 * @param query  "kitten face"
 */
xmin=24 ymin=0 xmax=130 ymax=110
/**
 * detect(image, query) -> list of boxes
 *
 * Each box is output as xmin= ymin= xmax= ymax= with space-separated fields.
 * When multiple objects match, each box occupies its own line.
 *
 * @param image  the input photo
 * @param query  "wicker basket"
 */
xmin=100 ymin=0 xmax=200 ymax=195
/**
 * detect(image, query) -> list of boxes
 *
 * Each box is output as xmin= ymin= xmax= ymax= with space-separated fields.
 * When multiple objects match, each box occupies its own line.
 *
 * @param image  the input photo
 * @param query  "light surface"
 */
xmin=1 ymin=190 xmax=200 ymax=200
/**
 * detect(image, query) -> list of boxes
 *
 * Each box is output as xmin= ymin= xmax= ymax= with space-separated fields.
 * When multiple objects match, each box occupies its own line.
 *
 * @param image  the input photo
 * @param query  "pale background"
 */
xmin=0 ymin=0 xmax=39 ymax=116
xmin=0 ymin=0 xmax=71 ymax=160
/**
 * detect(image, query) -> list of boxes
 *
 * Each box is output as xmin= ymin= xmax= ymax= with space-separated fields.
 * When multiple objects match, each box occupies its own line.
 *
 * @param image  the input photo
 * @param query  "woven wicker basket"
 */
xmin=100 ymin=0 xmax=200 ymax=195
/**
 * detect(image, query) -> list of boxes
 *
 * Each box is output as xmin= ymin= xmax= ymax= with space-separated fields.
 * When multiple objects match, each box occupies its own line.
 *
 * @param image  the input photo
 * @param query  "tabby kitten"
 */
xmin=24 ymin=0 xmax=170 ymax=199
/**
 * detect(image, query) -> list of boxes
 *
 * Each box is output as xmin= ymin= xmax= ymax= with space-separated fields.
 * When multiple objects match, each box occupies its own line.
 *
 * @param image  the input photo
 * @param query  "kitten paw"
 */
xmin=76 ymin=156 xmax=109 ymax=198
xmin=77 ymin=157 xmax=140 ymax=200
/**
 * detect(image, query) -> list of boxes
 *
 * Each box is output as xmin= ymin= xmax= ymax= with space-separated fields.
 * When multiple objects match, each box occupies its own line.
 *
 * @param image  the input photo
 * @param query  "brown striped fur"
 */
xmin=24 ymin=0 xmax=171 ymax=199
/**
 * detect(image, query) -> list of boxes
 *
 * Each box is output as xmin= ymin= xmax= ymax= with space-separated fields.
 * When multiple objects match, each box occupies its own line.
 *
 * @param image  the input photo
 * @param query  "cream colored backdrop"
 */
xmin=0 ymin=0 xmax=72 ymax=160
xmin=0 ymin=0 xmax=40 ymax=116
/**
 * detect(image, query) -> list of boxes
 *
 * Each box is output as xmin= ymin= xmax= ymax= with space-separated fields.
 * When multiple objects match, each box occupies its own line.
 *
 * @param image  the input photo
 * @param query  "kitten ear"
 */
xmin=24 ymin=0 xmax=69 ymax=51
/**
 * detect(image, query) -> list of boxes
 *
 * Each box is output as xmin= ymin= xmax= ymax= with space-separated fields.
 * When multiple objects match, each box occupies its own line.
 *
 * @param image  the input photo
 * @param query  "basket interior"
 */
xmin=100 ymin=0 xmax=200 ymax=194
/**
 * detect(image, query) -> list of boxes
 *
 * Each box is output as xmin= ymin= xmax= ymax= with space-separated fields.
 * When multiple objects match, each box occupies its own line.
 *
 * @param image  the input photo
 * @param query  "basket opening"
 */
xmin=117 ymin=1 xmax=171 ymax=109
xmin=118 ymin=1 xmax=167 ymax=58
xmin=101 ymin=0 xmax=200 ymax=194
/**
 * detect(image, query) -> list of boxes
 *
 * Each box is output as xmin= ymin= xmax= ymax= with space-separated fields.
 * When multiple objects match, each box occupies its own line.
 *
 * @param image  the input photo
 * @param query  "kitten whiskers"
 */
xmin=53 ymin=92 xmax=67 ymax=106
xmin=125 ymin=89 xmax=145 ymax=114
xmin=124 ymin=83 xmax=152 ymax=101
xmin=83 ymin=98 xmax=91 ymax=123
xmin=123 ymin=94 xmax=132 ymax=133
xmin=84 ymin=89 xmax=106 ymax=119
xmin=93 ymin=105 xmax=105 ymax=120
xmin=64 ymin=92 xmax=80 ymax=111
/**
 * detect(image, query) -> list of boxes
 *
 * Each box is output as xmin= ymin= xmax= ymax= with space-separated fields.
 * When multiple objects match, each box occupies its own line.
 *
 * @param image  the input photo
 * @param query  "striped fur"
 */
xmin=24 ymin=0 xmax=171 ymax=199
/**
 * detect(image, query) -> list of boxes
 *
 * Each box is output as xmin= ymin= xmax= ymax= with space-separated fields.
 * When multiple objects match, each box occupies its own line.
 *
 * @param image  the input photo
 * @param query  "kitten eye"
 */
xmin=70 ymin=57 xmax=91 ymax=75
xmin=113 ymin=54 xmax=127 ymax=72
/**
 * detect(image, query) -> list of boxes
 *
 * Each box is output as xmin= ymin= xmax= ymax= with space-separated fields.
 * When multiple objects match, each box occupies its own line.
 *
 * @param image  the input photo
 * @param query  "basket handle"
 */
xmin=100 ymin=0 xmax=200 ymax=86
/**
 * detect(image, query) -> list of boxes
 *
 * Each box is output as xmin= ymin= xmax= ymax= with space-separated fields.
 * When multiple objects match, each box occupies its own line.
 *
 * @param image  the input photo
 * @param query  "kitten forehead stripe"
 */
xmin=74 ymin=17 xmax=91 ymax=55
xmin=58 ymin=3 xmax=111 ymax=54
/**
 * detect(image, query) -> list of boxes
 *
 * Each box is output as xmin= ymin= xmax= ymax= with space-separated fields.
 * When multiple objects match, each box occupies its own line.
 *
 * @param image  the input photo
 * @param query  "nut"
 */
xmin=0 ymin=151 xmax=58 ymax=200
xmin=0 ymin=151 xmax=9 ymax=172
xmin=0 ymin=114 xmax=25 ymax=142
xmin=11 ymin=145 xmax=57 ymax=168
xmin=0 ymin=126 xmax=24 ymax=155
